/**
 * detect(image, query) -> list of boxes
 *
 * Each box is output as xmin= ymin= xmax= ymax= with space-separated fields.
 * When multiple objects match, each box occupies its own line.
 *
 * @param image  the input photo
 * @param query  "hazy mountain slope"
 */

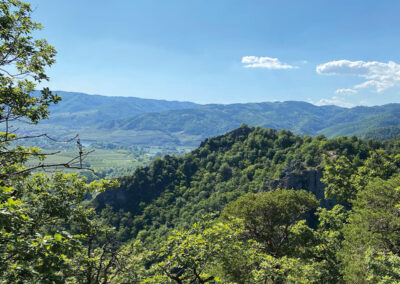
xmin=28 ymin=91 xmax=400 ymax=146
xmin=39 ymin=91 xmax=199 ymax=126
xmin=98 ymin=101 xmax=345 ymax=138
xmin=97 ymin=101 xmax=400 ymax=145
xmin=318 ymin=104 xmax=400 ymax=137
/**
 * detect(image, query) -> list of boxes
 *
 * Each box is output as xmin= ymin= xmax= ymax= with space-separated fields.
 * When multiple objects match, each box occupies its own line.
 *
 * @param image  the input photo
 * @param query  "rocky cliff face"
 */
xmin=264 ymin=168 xmax=335 ymax=208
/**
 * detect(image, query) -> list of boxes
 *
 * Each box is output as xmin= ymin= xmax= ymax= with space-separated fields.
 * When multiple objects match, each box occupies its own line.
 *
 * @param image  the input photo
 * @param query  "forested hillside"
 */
xmin=92 ymin=124 xmax=400 ymax=282
xmin=98 ymin=102 xmax=400 ymax=145
xmin=95 ymin=124 xmax=399 ymax=241
xmin=98 ymin=101 xmax=342 ymax=137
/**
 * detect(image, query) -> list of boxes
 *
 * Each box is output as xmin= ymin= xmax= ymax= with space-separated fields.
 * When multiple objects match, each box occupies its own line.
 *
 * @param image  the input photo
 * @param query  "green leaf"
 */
xmin=54 ymin=233 xmax=62 ymax=242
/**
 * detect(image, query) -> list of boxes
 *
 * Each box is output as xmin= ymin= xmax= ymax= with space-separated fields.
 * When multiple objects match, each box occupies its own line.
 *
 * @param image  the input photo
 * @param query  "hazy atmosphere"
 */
xmin=28 ymin=0 xmax=400 ymax=106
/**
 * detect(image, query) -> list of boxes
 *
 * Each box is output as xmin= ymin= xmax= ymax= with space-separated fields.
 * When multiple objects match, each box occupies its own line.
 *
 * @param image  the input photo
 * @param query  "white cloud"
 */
xmin=242 ymin=56 xmax=296 ymax=69
xmin=335 ymin=88 xmax=358 ymax=95
xmin=316 ymin=59 xmax=400 ymax=93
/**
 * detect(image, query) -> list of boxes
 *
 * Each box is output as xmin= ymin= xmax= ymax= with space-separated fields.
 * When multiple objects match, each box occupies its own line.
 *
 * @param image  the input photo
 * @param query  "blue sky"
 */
xmin=28 ymin=0 xmax=400 ymax=106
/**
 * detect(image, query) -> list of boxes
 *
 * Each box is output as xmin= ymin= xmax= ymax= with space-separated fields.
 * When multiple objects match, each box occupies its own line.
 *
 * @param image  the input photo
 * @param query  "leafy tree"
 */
xmin=218 ymin=162 xmax=232 ymax=181
xmin=0 ymin=0 xmax=60 ymax=176
xmin=221 ymin=189 xmax=319 ymax=257
xmin=69 ymin=211 xmax=131 ymax=284
xmin=0 ymin=172 xmax=117 ymax=282
xmin=0 ymin=0 xmax=93 ymax=181
xmin=341 ymin=175 xmax=400 ymax=282
xmin=0 ymin=1 xmax=125 ymax=282
xmin=321 ymin=155 xmax=358 ymax=204
xmin=252 ymin=255 xmax=321 ymax=283
xmin=146 ymin=216 xmax=247 ymax=283
xmin=108 ymin=240 xmax=152 ymax=284
xmin=310 ymin=205 xmax=348 ymax=282
xmin=363 ymin=248 xmax=400 ymax=283
xmin=322 ymin=150 xmax=400 ymax=205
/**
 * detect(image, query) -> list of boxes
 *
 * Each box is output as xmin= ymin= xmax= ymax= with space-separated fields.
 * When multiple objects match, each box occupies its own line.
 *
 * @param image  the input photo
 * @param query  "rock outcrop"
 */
xmin=264 ymin=168 xmax=335 ymax=208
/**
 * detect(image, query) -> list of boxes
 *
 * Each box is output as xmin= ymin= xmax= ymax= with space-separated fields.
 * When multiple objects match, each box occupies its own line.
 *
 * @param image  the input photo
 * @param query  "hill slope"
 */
xmin=97 ymin=101 xmax=400 ymax=145
xmin=27 ymin=91 xmax=400 ymax=146
xmin=94 ymin=125 xmax=400 ymax=245
xmin=39 ymin=90 xmax=199 ymax=126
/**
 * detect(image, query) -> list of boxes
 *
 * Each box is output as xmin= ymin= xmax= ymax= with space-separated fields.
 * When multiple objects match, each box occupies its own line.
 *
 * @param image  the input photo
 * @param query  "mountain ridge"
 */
xmin=39 ymin=90 xmax=199 ymax=126
xmin=29 ymin=91 xmax=400 ymax=146
xmin=96 ymin=100 xmax=400 ymax=145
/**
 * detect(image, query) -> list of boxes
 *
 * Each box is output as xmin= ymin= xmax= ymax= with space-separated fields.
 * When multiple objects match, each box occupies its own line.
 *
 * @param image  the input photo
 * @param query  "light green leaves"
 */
xmin=54 ymin=233 xmax=62 ymax=242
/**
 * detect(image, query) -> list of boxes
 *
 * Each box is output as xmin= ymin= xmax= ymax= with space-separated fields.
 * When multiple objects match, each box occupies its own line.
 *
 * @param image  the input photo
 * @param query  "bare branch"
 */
xmin=0 ymin=150 xmax=61 ymax=156
xmin=0 ymin=67 xmax=30 ymax=78
xmin=2 ymin=133 xmax=79 ymax=143
xmin=1 ymin=160 xmax=96 ymax=178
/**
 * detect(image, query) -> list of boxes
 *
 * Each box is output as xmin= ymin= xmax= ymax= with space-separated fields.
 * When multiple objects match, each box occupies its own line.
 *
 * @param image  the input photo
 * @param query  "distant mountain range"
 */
xmin=29 ymin=91 xmax=400 ymax=146
xmin=43 ymin=91 xmax=198 ymax=126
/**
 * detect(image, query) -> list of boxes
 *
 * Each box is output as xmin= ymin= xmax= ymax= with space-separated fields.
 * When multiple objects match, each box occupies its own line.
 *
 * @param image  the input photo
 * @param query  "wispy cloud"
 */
xmin=335 ymin=88 xmax=357 ymax=95
xmin=242 ymin=56 xmax=297 ymax=69
xmin=316 ymin=59 xmax=400 ymax=93
xmin=308 ymin=96 xmax=355 ymax=108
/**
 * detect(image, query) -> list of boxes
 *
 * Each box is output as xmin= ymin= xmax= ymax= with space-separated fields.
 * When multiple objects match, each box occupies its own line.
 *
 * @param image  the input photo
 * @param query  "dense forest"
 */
xmin=97 ymin=102 xmax=400 ymax=145
xmin=93 ymin=124 xmax=400 ymax=282
xmin=2 ymin=1 xmax=400 ymax=283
